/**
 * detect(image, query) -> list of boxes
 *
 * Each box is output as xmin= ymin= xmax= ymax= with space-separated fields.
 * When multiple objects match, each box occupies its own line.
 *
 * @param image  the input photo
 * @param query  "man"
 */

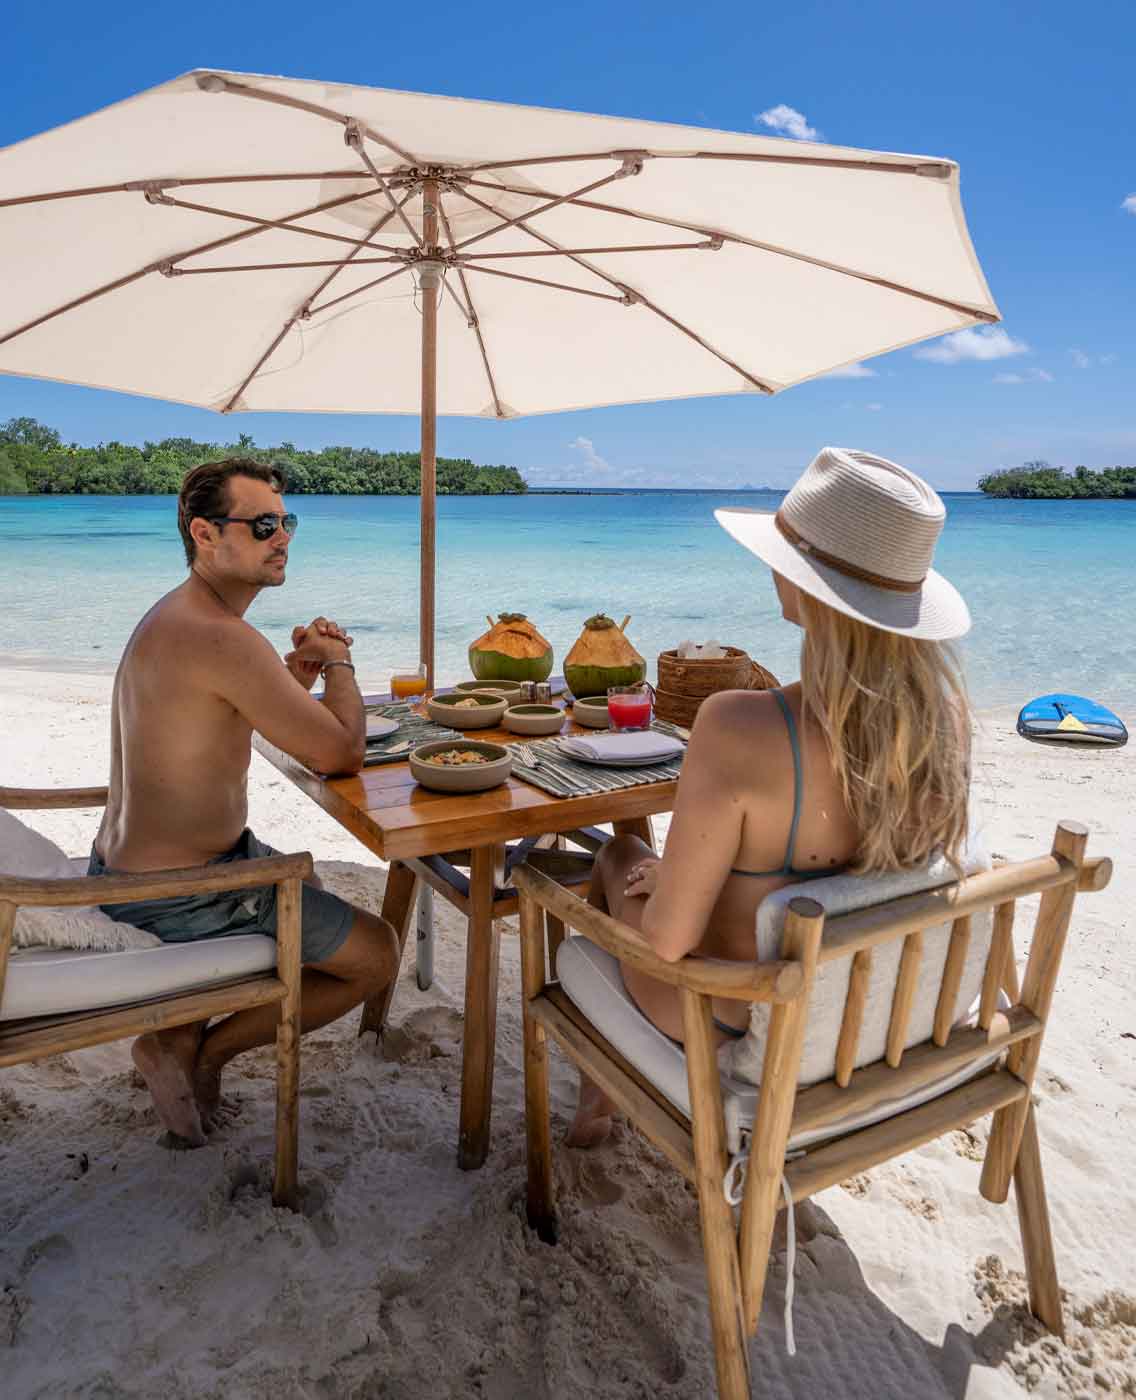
xmin=91 ymin=457 xmax=398 ymax=1146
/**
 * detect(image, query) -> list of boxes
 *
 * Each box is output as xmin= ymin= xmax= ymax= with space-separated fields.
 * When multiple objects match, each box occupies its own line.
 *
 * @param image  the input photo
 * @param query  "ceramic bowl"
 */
xmin=453 ymin=679 xmax=525 ymax=706
xmin=409 ymin=740 xmax=512 ymax=792
xmin=570 ymin=695 xmax=611 ymax=729
xmin=502 ymin=703 xmax=565 ymax=737
xmin=426 ymin=691 xmax=508 ymax=729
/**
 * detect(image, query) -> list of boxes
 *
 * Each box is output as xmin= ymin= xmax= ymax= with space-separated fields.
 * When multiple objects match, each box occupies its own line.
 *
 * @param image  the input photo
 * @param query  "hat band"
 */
xmin=775 ymin=511 xmax=925 ymax=594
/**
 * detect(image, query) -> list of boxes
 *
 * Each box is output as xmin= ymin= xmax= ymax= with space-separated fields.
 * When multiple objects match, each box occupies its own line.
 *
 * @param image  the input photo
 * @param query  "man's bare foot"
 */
xmin=193 ymin=1060 xmax=237 ymax=1131
xmin=131 ymin=1025 xmax=206 ymax=1148
xmin=565 ymin=1075 xmax=618 ymax=1149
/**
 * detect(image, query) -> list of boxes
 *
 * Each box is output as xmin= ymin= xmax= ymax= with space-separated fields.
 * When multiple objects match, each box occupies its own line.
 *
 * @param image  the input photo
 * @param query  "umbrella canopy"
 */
xmin=0 ymin=71 xmax=999 ymax=679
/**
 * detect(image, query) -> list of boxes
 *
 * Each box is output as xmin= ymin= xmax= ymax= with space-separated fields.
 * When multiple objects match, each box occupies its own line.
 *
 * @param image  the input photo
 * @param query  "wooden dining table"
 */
xmin=254 ymin=690 xmax=678 ymax=1170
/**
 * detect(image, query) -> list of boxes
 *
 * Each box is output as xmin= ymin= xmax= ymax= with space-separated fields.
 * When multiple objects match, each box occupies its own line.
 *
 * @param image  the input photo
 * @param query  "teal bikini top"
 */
xmin=730 ymin=688 xmax=840 ymax=883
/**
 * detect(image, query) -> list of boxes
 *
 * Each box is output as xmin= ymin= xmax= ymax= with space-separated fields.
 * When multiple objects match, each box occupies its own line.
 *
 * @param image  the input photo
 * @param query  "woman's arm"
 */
xmin=637 ymin=690 xmax=756 ymax=962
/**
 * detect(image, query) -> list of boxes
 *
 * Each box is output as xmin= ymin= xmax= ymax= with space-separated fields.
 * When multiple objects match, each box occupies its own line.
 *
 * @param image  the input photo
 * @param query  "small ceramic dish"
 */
xmin=426 ymin=692 xmax=509 ymax=729
xmin=453 ymin=679 xmax=524 ymax=706
xmin=502 ymin=703 xmax=565 ymax=737
xmin=409 ymin=740 xmax=511 ymax=792
xmin=570 ymin=695 xmax=611 ymax=729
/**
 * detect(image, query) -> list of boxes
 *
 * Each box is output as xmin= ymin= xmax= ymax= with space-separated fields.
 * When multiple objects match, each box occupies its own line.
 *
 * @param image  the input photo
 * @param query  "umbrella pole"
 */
xmin=418 ymin=179 xmax=440 ymax=689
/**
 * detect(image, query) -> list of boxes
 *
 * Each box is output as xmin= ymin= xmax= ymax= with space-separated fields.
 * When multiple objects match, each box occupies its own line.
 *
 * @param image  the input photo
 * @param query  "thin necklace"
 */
xmin=193 ymin=569 xmax=240 ymax=617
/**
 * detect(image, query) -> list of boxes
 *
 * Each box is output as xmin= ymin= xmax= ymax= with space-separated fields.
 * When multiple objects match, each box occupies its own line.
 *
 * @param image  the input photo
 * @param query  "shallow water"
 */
xmin=1 ymin=491 xmax=1133 ymax=715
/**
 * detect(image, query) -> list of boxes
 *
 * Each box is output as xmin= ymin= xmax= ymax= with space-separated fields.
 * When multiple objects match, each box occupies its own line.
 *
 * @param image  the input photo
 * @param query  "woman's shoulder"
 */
xmin=689 ymin=684 xmax=799 ymax=763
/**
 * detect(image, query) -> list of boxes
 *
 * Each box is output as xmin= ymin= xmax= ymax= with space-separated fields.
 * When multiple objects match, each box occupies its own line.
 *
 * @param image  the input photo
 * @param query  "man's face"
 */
xmin=206 ymin=476 xmax=291 ymax=588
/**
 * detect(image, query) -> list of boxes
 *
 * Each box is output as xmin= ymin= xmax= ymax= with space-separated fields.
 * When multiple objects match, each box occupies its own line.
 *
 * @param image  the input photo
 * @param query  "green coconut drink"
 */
xmin=563 ymin=614 xmax=646 ymax=697
xmin=468 ymin=613 xmax=554 ymax=683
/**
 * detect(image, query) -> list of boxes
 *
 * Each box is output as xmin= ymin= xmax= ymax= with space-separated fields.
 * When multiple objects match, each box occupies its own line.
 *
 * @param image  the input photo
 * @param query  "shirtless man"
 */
xmin=90 ymin=456 xmax=399 ymax=1147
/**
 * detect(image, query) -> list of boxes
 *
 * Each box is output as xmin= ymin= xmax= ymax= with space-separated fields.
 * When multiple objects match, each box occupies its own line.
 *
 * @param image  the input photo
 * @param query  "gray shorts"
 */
xmin=88 ymin=828 xmax=354 ymax=965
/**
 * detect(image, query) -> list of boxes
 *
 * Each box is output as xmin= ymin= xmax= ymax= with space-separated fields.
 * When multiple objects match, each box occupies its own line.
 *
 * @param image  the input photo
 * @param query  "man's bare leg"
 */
xmin=565 ymin=835 xmax=656 ymax=1148
xmin=131 ymin=1020 xmax=209 ymax=1147
xmin=192 ymin=909 xmax=399 ymax=1125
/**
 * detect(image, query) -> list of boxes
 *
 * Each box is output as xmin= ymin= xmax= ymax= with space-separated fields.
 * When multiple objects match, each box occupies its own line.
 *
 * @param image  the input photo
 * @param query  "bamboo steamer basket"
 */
xmin=654 ymin=647 xmax=779 ymax=727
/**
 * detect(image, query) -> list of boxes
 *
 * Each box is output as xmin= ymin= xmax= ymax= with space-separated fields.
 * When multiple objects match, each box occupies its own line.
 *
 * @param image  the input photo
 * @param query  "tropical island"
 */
xmin=0 ymin=417 xmax=528 ymax=496
xmin=978 ymin=460 xmax=1136 ymax=498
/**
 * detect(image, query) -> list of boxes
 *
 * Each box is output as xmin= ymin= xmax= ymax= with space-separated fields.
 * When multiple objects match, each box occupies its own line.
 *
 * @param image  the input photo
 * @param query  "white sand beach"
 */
xmin=1 ymin=667 xmax=1133 ymax=1399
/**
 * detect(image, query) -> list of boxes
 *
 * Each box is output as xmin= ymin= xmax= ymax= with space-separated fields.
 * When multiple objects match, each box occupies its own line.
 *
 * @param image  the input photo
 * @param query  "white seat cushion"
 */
xmin=556 ymin=848 xmax=1000 ymax=1156
xmin=1 ymin=936 xmax=277 ymax=1022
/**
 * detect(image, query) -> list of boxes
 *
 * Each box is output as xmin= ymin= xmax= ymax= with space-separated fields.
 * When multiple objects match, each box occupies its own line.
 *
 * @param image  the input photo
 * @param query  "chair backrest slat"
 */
xmin=979 ymin=900 xmax=1015 ymax=1029
xmin=933 ymin=915 xmax=972 ymax=1046
xmin=834 ymin=947 xmax=872 ymax=1086
xmin=885 ymin=931 xmax=923 ymax=1068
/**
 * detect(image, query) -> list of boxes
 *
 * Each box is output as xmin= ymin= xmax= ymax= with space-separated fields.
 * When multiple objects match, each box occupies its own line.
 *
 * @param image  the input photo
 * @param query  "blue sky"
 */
xmin=2 ymin=0 xmax=1133 ymax=490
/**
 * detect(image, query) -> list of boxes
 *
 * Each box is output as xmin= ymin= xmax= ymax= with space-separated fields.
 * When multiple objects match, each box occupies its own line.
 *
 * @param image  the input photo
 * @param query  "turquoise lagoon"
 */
xmin=1 ymin=492 xmax=1132 ymax=715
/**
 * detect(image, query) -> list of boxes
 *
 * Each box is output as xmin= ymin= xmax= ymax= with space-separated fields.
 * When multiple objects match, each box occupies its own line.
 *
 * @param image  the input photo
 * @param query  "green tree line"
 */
xmin=978 ymin=460 xmax=1136 ymax=499
xmin=0 ymin=417 xmax=528 ymax=496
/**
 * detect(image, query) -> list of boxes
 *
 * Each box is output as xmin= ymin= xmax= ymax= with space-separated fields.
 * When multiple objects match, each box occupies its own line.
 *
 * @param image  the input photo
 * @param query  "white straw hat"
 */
xmin=715 ymin=447 xmax=970 ymax=640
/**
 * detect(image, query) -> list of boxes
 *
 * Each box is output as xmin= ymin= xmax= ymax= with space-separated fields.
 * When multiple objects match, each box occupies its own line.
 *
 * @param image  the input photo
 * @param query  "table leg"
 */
xmin=358 ymin=860 xmax=419 ymax=1038
xmin=458 ymin=843 xmax=503 ymax=1171
xmin=614 ymin=815 xmax=656 ymax=852
xmin=415 ymin=883 xmax=435 ymax=991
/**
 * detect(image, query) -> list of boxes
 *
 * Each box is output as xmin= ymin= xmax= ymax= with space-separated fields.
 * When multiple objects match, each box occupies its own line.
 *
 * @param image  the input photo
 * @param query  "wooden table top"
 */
xmin=254 ymin=693 xmax=678 ymax=863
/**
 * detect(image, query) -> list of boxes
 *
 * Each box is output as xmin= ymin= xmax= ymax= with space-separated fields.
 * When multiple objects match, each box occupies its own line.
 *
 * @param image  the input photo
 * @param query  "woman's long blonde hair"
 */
xmin=796 ymin=590 xmax=971 ymax=873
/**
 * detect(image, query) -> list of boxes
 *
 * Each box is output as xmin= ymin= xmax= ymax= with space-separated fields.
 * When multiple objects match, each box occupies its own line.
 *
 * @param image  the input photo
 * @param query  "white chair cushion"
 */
xmin=556 ymin=846 xmax=998 ymax=1157
xmin=1 ymin=936 xmax=277 ymax=1021
xmin=557 ymin=938 xmax=1003 ymax=1156
xmin=1 ymin=809 xmax=161 ymax=953
xmin=726 ymin=848 xmax=993 ymax=1089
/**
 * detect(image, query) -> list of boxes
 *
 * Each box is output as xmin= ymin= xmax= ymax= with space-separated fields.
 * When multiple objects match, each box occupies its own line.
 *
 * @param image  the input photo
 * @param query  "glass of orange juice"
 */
xmin=390 ymin=663 xmax=428 ymax=700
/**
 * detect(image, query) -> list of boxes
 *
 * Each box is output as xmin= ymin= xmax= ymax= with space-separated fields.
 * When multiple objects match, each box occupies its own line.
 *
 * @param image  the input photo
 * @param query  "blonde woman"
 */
xmin=568 ymin=447 xmax=972 ymax=1147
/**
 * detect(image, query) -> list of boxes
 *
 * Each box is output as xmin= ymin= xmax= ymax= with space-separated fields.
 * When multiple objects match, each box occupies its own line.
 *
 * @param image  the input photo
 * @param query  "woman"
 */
xmin=568 ymin=446 xmax=972 ymax=1147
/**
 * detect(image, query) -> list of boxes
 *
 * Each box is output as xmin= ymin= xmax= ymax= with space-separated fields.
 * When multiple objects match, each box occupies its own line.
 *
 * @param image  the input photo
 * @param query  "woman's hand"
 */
xmin=624 ymin=858 xmax=660 ymax=899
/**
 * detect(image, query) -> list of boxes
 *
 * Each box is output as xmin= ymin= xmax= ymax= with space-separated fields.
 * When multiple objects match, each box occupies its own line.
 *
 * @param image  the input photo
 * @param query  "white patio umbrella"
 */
xmin=0 ymin=71 xmax=998 ymax=682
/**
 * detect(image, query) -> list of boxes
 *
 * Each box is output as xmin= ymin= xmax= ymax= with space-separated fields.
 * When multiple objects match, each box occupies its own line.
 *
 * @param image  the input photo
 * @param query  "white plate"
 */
xmin=366 ymin=716 xmax=400 ymax=740
xmin=556 ymin=745 xmax=679 ymax=768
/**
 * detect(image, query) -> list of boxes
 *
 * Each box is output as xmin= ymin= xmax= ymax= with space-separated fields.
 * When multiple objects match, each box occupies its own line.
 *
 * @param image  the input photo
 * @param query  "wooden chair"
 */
xmin=0 ymin=785 xmax=309 ymax=1209
xmin=513 ymin=821 xmax=1113 ymax=1400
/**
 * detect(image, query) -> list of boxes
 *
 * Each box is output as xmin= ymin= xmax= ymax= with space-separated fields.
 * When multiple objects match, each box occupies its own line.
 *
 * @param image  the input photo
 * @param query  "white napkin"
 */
xmin=560 ymin=731 xmax=684 ymax=763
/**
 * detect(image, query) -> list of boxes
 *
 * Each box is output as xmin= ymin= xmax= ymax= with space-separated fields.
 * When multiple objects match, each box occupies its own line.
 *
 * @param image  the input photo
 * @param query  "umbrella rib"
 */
xmin=463 ymin=176 xmax=997 ymax=323
xmin=194 ymin=74 xmax=420 ymax=167
xmin=307 ymin=263 xmax=412 ymax=318
xmin=0 ymin=186 xmax=381 ymax=350
xmin=460 ymin=149 xmax=952 ymax=178
xmin=460 ymin=264 xmax=628 ymax=303
xmin=457 ymin=241 xmax=717 ymax=259
xmin=155 ymin=193 xmax=405 ymax=256
xmin=436 ymin=193 xmax=504 ymax=419
xmin=171 ymin=257 xmax=404 ymax=274
xmin=449 ymin=183 xmax=777 ymax=393
xmin=0 ymin=172 xmax=377 ymax=210
xmin=451 ymin=164 xmax=642 ymax=254
xmin=218 ymin=191 xmax=419 ymax=412
xmin=346 ymin=127 xmax=426 ymax=250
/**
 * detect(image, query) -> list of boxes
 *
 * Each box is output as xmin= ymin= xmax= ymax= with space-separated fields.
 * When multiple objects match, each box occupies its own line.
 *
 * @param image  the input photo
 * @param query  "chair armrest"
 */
xmin=0 ymin=852 xmax=314 ymax=908
xmin=513 ymin=862 xmax=803 ymax=1004
xmin=1 ymin=785 xmax=110 ymax=810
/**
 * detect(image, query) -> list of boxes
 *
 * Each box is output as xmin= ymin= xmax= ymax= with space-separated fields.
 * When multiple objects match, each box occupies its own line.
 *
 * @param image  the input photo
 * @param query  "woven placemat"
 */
xmin=508 ymin=724 xmax=685 ymax=798
xmin=363 ymin=703 xmax=459 ymax=767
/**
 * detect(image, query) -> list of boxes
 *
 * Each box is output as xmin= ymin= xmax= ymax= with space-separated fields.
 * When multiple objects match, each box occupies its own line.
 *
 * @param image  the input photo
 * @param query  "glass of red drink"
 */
xmin=607 ymin=682 xmax=653 ymax=731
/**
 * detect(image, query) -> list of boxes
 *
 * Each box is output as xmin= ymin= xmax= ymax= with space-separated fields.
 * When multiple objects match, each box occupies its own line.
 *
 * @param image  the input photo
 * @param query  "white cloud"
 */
xmin=993 ymin=368 xmax=1054 ymax=384
xmin=823 ymin=362 xmax=878 ymax=379
xmin=569 ymin=436 xmax=611 ymax=472
xmin=1122 ymin=194 xmax=1136 ymax=215
xmin=1069 ymin=348 xmax=1092 ymax=369
xmin=756 ymin=104 xmax=822 ymax=142
xmin=865 ymin=402 xmax=883 ymax=411
xmin=914 ymin=327 xmax=1030 ymax=364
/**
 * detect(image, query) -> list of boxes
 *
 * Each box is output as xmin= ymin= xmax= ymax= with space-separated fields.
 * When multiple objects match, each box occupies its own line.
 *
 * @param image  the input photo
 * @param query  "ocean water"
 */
xmin=1 ymin=491 xmax=1133 ymax=715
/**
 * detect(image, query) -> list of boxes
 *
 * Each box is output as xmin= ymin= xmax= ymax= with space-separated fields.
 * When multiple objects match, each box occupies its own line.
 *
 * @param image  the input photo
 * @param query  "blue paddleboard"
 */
xmin=1016 ymin=693 xmax=1128 ymax=748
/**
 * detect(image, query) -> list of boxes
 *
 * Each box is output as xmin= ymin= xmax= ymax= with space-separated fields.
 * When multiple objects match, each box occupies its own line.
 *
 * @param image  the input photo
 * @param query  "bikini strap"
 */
xmin=769 ymin=689 xmax=803 ymax=875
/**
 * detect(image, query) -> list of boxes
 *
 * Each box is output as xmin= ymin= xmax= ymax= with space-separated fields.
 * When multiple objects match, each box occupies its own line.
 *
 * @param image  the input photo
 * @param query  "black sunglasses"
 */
xmin=210 ymin=512 xmax=298 ymax=541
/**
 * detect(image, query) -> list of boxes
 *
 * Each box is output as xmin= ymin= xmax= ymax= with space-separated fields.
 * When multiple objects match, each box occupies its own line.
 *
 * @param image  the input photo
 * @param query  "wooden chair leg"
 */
xmin=358 ymin=861 xmax=419 ymax=1038
xmin=681 ymin=988 xmax=751 ymax=1400
xmin=1013 ymin=1103 xmax=1064 ymax=1337
xmin=545 ymin=836 xmax=568 ymax=974
xmin=272 ymin=877 xmax=302 ymax=1210
xmin=519 ymin=891 xmax=557 ymax=1243
xmin=458 ymin=845 xmax=503 ymax=1171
